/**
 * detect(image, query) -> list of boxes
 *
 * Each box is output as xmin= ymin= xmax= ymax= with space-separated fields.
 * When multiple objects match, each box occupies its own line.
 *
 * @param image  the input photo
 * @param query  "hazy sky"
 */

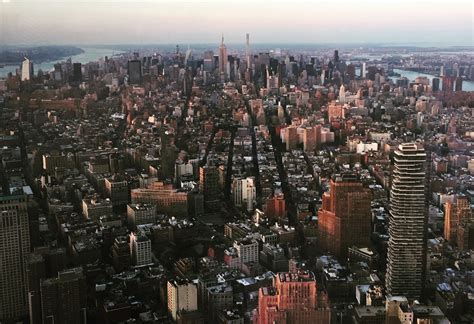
xmin=1 ymin=0 xmax=473 ymax=46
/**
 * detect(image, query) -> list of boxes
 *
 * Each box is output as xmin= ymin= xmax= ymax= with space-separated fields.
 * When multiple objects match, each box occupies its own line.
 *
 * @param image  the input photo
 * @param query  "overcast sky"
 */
xmin=1 ymin=0 xmax=473 ymax=46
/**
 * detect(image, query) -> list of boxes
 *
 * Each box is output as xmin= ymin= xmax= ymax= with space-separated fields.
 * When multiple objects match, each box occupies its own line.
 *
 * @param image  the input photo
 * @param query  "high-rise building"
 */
xmin=0 ymin=193 xmax=30 ymax=320
xmin=318 ymin=174 xmax=372 ymax=258
xmin=246 ymin=33 xmax=251 ymax=70
xmin=444 ymin=200 xmax=457 ymax=242
xmin=361 ymin=62 xmax=367 ymax=78
xmin=128 ymin=59 xmax=142 ymax=84
xmin=232 ymin=177 xmax=256 ymax=211
xmin=127 ymin=203 xmax=156 ymax=228
xmin=111 ymin=236 xmax=131 ymax=272
xmin=218 ymin=34 xmax=228 ymax=80
xmin=339 ymin=84 xmax=346 ymax=103
xmin=386 ymin=143 xmax=428 ymax=299
xmin=455 ymin=77 xmax=463 ymax=91
xmin=129 ymin=231 xmax=152 ymax=266
xmin=21 ymin=57 xmax=34 ymax=81
xmin=432 ymin=77 xmax=440 ymax=92
xmin=284 ymin=126 xmax=298 ymax=151
xmin=105 ymin=175 xmax=129 ymax=206
xmin=442 ymin=76 xmax=454 ymax=92
xmin=167 ymin=279 xmax=198 ymax=321
xmin=40 ymin=267 xmax=87 ymax=324
xmin=303 ymin=127 xmax=317 ymax=152
xmin=72 ymin=62 xmax=82 ymax=82
xmin=27 ymin=253 xmax=46 ymax=324
xmin=255 ymin=271 xmax=330 ymax=324
xmin=199 ymin=165 xmax=220 ymax=211
xmin=265 ymin=193 xmax=286 ymax=220
xmin=445 ymin=196 xmax=473 ymax=249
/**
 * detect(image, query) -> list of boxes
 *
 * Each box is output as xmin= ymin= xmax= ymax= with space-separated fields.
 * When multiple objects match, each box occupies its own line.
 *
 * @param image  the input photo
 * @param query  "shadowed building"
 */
xmin=318 ymin=174 xmax=372 ymax=258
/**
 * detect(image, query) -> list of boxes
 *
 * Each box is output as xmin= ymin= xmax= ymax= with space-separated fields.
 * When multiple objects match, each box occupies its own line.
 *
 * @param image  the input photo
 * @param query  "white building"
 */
xmin=233 ymin=238 xmax=259 ymax=265
xmin=129 ymin=232 xmax=152 ymax=266
xmin=232 ymin=177 xmax=256 ymax=211
xmin=21 ymin=57 xmax=34 ymax=81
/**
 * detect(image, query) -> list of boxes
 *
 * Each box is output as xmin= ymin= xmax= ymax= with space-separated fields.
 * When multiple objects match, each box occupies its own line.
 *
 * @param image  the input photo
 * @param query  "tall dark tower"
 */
xmin=432 ymin=77 xmax=440 ymax=92
xmin=128 ymin=60 xmax=142 ymax=84
xmin=0 ymin=192 xmax=30 ymax=320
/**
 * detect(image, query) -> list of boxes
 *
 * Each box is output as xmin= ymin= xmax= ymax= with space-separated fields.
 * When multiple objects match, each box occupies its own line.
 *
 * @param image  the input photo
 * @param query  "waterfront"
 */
xmin=392 ymin=69 xmax=474 ymax=92
xmin=0 ymin=47 xmax=123 ymax=78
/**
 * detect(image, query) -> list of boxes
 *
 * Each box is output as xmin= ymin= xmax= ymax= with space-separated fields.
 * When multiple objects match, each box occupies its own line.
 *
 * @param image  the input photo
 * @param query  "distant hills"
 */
xmin=0 ymin=46 xmax=84 ymax=65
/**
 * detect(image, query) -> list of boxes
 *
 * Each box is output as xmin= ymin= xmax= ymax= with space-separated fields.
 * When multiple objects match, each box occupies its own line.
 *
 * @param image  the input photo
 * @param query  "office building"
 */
xmin=111 ymin=236 xmax=131 ymax=272
xmin=232 ymin=177 xmax=256 ymax=211
xmin=318 ymin=174 xmax=372 ymax=258
xmin=432 ymin=77 xmax=440 ymax=92
xmin=218 ymin=35 xmax=228 ymax=80
xmin=105 ymin=175 xmax=129 ymax=206
xmin=72 ymin=63 xmax=82 ymax=82
xmin=256 ymin=271 xmax=330 ymax=324
xmin=442 ymin=76 xmax=454 ymax=92
xmin=265 ymin=193 xmax=286 ymax=220
xmin=40 ymin=267 xmax=86 ymax=324
xmin=199 ymin=165 xmax=220 ymax=211
xmin=455 ymin=77 xmax=463 ymax=91
xmin=128 ymin=59 xmax=142 ymax=84
xmin=131 ymin=182 xmax=189 ymax=217
xmin=0 ymin=193 xmax=30 ymax=320
xmin=129 ymin=231 xmax=152 ymax=266
xmin=127 ymin=203 xmax=156 ymax=228
xmin=302 ymin=126 xmax=317 ymax=152
xmin=284 ymin=126 xmax=298 ymax=151
xmin=21 ymin=57 xmax=34 ymax=81
xmin=167 ymin=279 xmax=198 ymax=321
xmin=386 ymin=143 xmax=428 ymax=299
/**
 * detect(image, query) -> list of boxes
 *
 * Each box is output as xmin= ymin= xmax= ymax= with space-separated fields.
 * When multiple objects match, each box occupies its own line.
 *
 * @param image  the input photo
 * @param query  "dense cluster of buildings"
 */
xmin=0 ymin=36 xmax=473 ymax=323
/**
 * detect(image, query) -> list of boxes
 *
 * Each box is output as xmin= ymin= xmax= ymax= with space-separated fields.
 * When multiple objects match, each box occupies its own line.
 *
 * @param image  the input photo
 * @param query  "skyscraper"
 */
xmin=199 ymin=165 xmax=220 ymax=211
xmin=0 ymin=192 xmax=30 ymax=320
xmin=21 ymin=57 xmax=34 ymax=81
xmin=318 ymin=174 xmax=372 ymax=258
xmin=245 ymin=33 xmax=251 ymax=70
xmin=432 ymin=77 xmax=440 ymax=92
xmin=455 ymin=77 xmax=463 ymax=91
xmin=218 ymin=34 xmax=228 ymax=80
xmin=386 ymin=143 xmax=428 ymax=299
xmin=442 ymin=76 xmax=454 ymax=92
xmin=128 ymin=59 xmax=142 ymax=84
xmin=72 ymin=62 xmax=82 ymax=82
xmin=40 ymin=267 xmax=87 ymax=324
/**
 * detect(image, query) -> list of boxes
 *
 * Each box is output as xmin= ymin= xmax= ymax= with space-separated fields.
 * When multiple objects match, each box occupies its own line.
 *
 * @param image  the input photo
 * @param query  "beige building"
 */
xmin=167 ymin=279 xmax=198 ymax=321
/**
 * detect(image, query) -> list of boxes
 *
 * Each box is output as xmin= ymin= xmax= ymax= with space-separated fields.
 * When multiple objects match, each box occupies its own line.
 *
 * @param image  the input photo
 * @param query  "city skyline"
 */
xmin=1 ymin=1 xmax=473 ymax=323
xmin=1 ymin=0 xmax=473 ymax=46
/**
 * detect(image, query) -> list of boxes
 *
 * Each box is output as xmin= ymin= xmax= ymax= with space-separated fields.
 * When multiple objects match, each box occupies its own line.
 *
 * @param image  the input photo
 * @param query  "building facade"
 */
xmin=0 ymin=193 xmax=30 ymax=320
xmin=386 ymin=143 xmax=428 ymax=299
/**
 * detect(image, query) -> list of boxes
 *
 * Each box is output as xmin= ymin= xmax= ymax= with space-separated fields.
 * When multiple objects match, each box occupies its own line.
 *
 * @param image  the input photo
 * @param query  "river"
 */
xmin=0 ymin=47 xmax=124 ymax=78
xmin=391 ymin=69 xmax=474 ymax=92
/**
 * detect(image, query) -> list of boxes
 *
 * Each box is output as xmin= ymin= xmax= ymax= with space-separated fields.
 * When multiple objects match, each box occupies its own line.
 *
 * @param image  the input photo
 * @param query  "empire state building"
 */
xmin=218 ymin=34 xmax=228 ymax=81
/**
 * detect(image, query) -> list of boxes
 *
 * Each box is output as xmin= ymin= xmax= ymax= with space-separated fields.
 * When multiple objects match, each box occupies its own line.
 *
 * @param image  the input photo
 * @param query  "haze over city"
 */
xmin=1 ymin=0 xmax=473 ymax=46
xmin=1 ymin=1 xmax=474 ymax=324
